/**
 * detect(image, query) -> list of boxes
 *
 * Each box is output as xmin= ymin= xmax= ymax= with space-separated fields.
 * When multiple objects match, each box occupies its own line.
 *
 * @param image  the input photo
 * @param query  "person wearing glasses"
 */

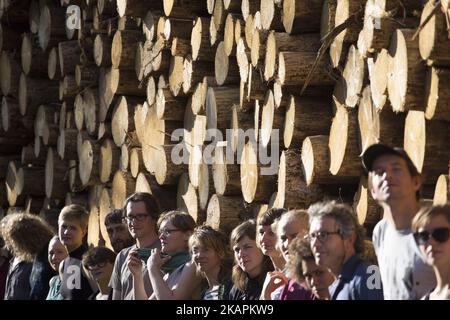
xmin=104 ymin=209 xmax=134 ymax=253
xmin=58 ymin=205 xmax=97 ymax=300
xmin=307 ymin=200 xmax=383 ymax=300
xmin=82 ymin=247 xmax=116 ymax=300
xmin=229 ymin=220 xmax=274 ymax=300
xmin=412 ymin=205 xmax=450 ymax=300
xmin=129 ymin=210 xmax=201 ymax=299
xmin=362 ymin=143 xmax=436 ymax=299
xmin=109 ymin=192 xmax=162 ymax=300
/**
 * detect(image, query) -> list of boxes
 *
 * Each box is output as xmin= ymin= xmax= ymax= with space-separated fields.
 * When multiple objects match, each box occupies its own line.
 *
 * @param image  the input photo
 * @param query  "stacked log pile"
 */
xmin=0 ymin=0 xmax=449 ymax=245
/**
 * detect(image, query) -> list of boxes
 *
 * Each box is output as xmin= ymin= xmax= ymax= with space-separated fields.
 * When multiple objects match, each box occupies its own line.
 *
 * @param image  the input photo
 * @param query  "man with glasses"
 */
xmin=362 ymin=143 xmax=436 ymax=299
xmin=307 ymin=200 xmax=383 ymax=300
xmin=109 ymin=192 xmax=162 ymax=300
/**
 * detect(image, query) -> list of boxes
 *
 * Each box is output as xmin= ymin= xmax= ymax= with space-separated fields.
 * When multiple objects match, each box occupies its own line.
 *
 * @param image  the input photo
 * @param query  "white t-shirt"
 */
xmin=372 ymin=219 xmax=436 ymax=300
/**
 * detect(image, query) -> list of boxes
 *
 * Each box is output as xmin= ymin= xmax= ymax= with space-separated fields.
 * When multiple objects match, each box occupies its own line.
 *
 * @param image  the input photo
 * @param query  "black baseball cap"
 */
xmin=361 ymin=143 xmax=419 ymax=176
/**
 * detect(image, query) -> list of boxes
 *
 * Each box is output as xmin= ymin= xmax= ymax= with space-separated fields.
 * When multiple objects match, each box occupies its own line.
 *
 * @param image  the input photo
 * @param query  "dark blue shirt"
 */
xmin=329 ymin=255 xmax=383 ymax=300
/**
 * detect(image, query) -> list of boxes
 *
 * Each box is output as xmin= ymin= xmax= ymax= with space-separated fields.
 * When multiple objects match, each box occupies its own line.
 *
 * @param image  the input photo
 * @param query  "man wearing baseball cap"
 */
xmin=362 ymin=143 xmax=436 ymax=300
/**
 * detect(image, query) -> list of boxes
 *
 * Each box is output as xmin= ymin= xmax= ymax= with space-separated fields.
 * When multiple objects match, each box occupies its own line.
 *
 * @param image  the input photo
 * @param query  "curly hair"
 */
xmin=1 ymin=213 xmax=54 ymax=262
xmin=285 ymin=237 xmax=314 ymax=281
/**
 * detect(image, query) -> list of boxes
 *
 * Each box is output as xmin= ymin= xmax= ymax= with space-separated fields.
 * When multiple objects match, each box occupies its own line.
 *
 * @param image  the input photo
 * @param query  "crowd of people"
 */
xmin=0 ymin=143 xmax=449 ymax=300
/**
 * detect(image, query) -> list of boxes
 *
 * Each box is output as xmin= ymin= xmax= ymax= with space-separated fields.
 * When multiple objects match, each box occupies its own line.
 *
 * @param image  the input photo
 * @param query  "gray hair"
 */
xmin=307 ymin=200 xmax=365 ymax=254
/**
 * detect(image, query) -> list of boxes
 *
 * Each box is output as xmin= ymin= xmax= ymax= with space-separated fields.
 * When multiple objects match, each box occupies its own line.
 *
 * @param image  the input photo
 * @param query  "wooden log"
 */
xmin=240 ymin=141 xmax=277 ymax=203
xmin=341 ymin=45 xmax=366 ymax=108
xmin=59 ymin=75 xmax=78 ymax=102
xmin=260 ymin=0 xmax=283 ymax=31
xmin=212 ymin=144 xmax=241 ymax=196
xmin=21 ymin=144 xmax=44 ymax=166
xmin=163 ymin=0 xmax=208 ymax=19
xmin=129 ymin=147 xmax=144 ymax=178
xmin=250 ymin=28 xmax=267 ymax=68
xmin=5 ymin=160 xmax=26 ymax=207
xmin=353 ymin=175 xmax=382 ymax=227
xmin=260 ymin=89 xmax=284 ymax=148
xmin=16 ymin=166 xmax=45 ymax=197
xmin=84 ymin=88 xmax=101 ymax=137
xmin=404 ymin=110 xmax=450 ymax=183
xmin=38 ymin=3 xmax=67 ymax=50
xmin=419 ymin=0 xmax=450 ymax=66
xmin=301 ymin=135 xmax=357 ymax=186
xmin=369 ymin=49 xmax=389 ymax=110
xmin=65 ymin=192 xmax=89 ymax=210
xmin=111 ymin=95 xmax=142 ymax=147
xmin=79 ymin=139 xmax=101 ymax=186
xmin=94 ymin=34 xmax=112 ymax=67
xmin=116 ymin=0 xmax=162 ymax=18
xmin=206 ymin=86 xmax=239 ymax=132
xmin=135 ymin=172 xmax=177 ymax=211
xmin=433 ymin=174 xmax=450 ymax=205
xmin=284 ymin=95 xmax=333 ymax=149
xmin=68 ymin=160 xmax=83 ymax=193
xmin=150 ymin=144 xmax=187 ymax=186
xmin=264 ymin=31 xmax=321 ymax=81
xmin=358 ymin=85 xmax=405 ymax=154
xmin=328 ymin=106 xmax=362 ymax=181
xmin=156 ymin=87 xmax=186 ymax=121
xmin=45 ymin=147 xmax=69 ymax=199
xmin=215 ymin=41 xmax=240 ymax=86
xmin=99 ymin=138 xmax=121 ymax=183
xmin=321 ymin=0 xmax=337 ymax=40
xmin=18 ymin=73 xmax=59 ymax=116
xmin=230 ymin=103 xmax=257 ymax=154
xmin=358 ymin=8 xmax=417 ymax=57
xmin=177 ymin=172 xmax=199 ymax=222
xmin=74 ymin=93 xmax=85 ymax=131
xmin=329 ymin=0 xmax=365 ymax=69
xmin=212 ymin=0 xmax=226 ymax=34
xmin=236 ymin=38 xmax=250 ymax=83
xmin=97 ymin=187 xmax=113 ymax=249
xmin=29 ymin=0 xmax=40 ymax=34
xmin=224 ymin=13 xmax=237 ymax=57
xmin=134 ymin=101 xmax=149 ymax=145
xmin=425 ymin=67 xmax=450 ymax=121
xmin=110 ymin=68 xmax=146 ymax=96
xmin=191 ymin=17 xmax=215 ymax=62
xmin=87 ymin=206 xmax=101 ymax=247
xmin=24 ymin=196 xmax=46 ymax=215
xmin=112 ymin=170 xmax=136 ymax=209
xmin=75 ymin=63 xmax=99 ymax=88
xmin=47 ymin=47 xmax=60 ymax=80
xmin=241 ymin=0 xmax=260 ymax=22
xmin=1 ymin=97 xmax=33 ymax=138
xmin=0 ymin=51 xmax=20 ymax=97
xmin=111 ymin=30 xmax=144 ymax=70
xmin=278 ymin=51 xmax=335 ymax=86
xmin=142 ymin=10 xmax=162 ymax=42
xmin=206 ymin=194 xmax=242 ymax=233
xmin=168 ymin=55 xmax=185 ymax=97
xmin=183 ymin=101 xmax=207 ymax=155
xmin=282 ymin=0 xmax=323 ymax=34
xmin=279 ymin=149 xmax=324 ymax=209
xmin=182 ymin=55 xmax=215 ymax=95
xmin=387 ymin=28 xmax=426 ymax=112
xmin=21 ymin=33 xmax=48 ymax=76
xmin=57 ymin=128 xmax=78 ymax=160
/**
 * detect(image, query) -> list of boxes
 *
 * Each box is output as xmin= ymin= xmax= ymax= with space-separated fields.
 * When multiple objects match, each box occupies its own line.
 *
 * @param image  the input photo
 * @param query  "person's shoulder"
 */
xmin=118 ymin=245 xmax=136 ymax=257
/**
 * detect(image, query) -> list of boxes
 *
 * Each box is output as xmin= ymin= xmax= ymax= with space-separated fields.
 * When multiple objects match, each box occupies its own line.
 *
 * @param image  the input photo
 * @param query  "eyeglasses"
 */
xmin=414 ymin=228 xmax=450 ymax=246
xmin=305 ymin=230 xmax=341 ymax=243
xmin=85 ymin=262 xmax=107 ymax=271
xmin=158 ymin=228 xmax=181 ymax=236
xmin=123 ymin=213 xmax=149 ymax=223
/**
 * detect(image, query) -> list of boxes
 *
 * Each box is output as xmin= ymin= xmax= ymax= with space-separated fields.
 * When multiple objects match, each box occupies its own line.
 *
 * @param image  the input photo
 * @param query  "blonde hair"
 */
xmin=58 ymin=205 xmax=89 ymax=233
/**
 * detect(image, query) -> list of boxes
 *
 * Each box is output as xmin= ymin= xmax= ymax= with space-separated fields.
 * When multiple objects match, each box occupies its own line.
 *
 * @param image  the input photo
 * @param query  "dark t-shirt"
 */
xmin=60 ymin=244 xmax=93 ymax=300
xmin=229 ymin=277 xmax=263 ymax=300
xmin=29 ymin=244 xmax=56 ymax=300
xmin=4 ymin=258 xmax=32 ymax=300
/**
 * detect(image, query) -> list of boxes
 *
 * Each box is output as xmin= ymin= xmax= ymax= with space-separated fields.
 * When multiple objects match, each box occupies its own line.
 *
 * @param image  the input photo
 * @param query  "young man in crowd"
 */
xmin=109 ymin=192 xmax=161 ymax=300
xmin=104 ymin=209 xmax=134 ymax=253
xmin=362 ymin=143 xmax=436 ymax=299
